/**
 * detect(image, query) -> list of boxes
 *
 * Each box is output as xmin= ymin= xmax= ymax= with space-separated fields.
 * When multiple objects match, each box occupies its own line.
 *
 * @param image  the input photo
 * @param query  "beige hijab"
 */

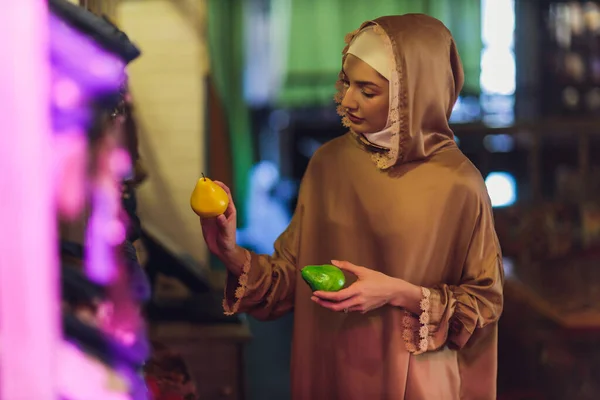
xmin=335 ymin=14 xmax=464 ymax=170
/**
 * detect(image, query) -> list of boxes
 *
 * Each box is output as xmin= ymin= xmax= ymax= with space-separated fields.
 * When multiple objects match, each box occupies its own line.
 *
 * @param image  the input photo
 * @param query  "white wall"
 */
xmin=118 ymin=0 xmax=210 ymax=270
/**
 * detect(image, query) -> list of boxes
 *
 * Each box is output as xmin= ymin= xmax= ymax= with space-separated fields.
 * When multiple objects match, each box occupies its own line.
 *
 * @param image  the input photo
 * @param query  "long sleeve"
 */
xmin=403 ymin=198 xmax=504 ymax=355
xmin=222 ymin=206 xmax=302 ymax=321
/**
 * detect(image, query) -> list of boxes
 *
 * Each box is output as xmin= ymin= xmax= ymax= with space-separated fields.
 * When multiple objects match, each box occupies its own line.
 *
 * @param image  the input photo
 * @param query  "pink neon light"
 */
xmin=57 ymin=341 xmax=130 ymax=400
xmin=53 ymin=76 xmax=82 ymax=110
xmin=0 ymin=1 xmax=59 ymax=399
xmin=86 ymin=143 xmax=132 ymax=284
xmin=53 ymin=131 xmax=88 ymax=220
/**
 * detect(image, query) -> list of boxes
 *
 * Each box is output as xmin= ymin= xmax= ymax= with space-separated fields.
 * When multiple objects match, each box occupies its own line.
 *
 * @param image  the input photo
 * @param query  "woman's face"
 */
xmin=341 ymin=54 xmax=389 ymax=134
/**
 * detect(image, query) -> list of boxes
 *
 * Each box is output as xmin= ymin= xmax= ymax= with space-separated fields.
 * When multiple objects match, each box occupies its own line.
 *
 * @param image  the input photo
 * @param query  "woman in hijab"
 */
xmin=201 ymin=14 xmax=504 ymax=400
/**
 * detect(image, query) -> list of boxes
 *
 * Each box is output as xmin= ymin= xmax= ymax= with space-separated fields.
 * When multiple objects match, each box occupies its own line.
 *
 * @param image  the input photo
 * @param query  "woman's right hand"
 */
xmin=199 ymin=181 xmax=238 ymax=260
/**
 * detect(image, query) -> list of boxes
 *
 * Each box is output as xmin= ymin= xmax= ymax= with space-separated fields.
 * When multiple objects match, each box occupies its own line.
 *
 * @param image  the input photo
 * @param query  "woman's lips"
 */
xmin=346 ymin=112 xmax=364 ymax=124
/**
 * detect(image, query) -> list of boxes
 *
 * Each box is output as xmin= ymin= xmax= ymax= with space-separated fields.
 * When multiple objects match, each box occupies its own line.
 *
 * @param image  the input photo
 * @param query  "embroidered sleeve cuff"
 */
xmin=402 ymin=287 xmax=432 ymax=355
xmin=222 ymin=249 xmax=252 ymax=316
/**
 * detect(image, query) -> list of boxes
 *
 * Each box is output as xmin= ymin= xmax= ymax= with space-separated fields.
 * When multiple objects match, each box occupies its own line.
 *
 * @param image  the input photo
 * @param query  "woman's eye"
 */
xmin=342 ymin=80 xmax=350 ymax=88
xmin=361 ymin=90 xmax=375 ymax=98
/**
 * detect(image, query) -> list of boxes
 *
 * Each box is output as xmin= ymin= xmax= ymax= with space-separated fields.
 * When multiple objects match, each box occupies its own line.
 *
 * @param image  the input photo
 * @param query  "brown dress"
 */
xmin=223 ymin=14 xmax=504 ymax=400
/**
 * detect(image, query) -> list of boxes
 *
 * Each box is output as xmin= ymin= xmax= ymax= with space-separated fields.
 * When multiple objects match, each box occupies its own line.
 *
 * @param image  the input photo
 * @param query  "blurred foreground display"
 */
xmin=1 ymin=0 xmax=152 ymax=398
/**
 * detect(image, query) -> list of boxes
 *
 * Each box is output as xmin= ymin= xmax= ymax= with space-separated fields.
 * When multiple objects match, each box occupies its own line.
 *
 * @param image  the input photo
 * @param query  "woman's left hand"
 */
xmin=311 ymin=260 xmax=418 ymax=314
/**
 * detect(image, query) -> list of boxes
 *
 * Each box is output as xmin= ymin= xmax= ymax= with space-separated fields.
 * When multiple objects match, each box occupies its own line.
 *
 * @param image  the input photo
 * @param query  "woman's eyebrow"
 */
xmin=355 ymin=80 xmax=380 ymax=88
xmin=342 ymin=70 xmax=381 ymax=89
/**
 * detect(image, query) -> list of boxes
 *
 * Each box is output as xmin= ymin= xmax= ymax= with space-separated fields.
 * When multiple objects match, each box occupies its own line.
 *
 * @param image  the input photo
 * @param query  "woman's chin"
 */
xmin=342 ymin=117 xmax=383 ymax=134
xmin=354 ymin=126 xmax=379 ymax=135
xmin=346 ymin=121 xmax=369 ymax=134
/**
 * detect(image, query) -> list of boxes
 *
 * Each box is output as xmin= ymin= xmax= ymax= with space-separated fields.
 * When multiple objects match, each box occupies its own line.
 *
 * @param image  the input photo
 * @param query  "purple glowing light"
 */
xmin=106 ymin=218 xmax=128 ymax=246
xmin=53 ymin=75 xmax=82 ymax=110
xmin=49 ymin=13 xmax=126 ymax=96
xmin=85 ymin=185 xmax=120 ymax=284
xmin=49 ymin=9 xmax=130 ymax=288
xmin=110 ymin=147 xmax=133 ymax=177
xmin=2 ymin=3 xmax=146 ymax=398
xmin=85 ymin=145 xmax=132 ymax=284
xmin=49 ymin=12 xmax=126 ymax=136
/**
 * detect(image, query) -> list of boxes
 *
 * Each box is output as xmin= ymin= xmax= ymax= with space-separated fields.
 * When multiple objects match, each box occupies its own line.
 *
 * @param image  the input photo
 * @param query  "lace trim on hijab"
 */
xmin=222 ymin=249 xmax=252 ymax=316
xmin=334 ymin=23 xmax=408 ymax=170
xmin=402 ymin=287 xmax=431 ymax=355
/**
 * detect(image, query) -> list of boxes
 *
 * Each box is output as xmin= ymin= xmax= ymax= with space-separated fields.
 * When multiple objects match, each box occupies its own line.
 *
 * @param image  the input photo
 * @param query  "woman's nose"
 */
xmin=341 ymin=88 xmax=358 ymax=110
